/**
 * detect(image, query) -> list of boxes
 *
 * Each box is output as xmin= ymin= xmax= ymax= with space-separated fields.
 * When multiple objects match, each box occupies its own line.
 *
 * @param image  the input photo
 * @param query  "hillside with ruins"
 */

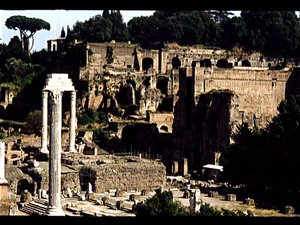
xmin=2 ymin=10 xmax=300 ymax=216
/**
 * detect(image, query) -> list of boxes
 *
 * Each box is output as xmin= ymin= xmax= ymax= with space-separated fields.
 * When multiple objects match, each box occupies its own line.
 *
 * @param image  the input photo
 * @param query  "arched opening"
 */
xmin=52 ymin=44 xmax=56 ymax=52
xmin=11 ymin=154 xmax=18 ymax=159
xmin=172 ymin=57 xmax=181 ymax=69
xmin=200 ymin=59 xmax=212 ymax=67
xmin=142 ymin=57 xmax=154 ymax=71
xmin=216 ymin=59 xmax=228 ymax=68
xmin=121 ymin=125 xmax=139 ymax=151
xmin=157 ymin=77 xmax=169 ymax=95
xmin=17 ymin=179 xmax=34 ymax=195
xmin=242 ymin=60 xmax=251 ymax=67
xmin=126 ymin=79 xmax=136 ymax=90
xmin=0 ymin=105 xmax=5 ymax=118
xmin=79 ymin=167 xmax=96 ymax=192
xmin=160 ymin=125 xmax=169 ymax=132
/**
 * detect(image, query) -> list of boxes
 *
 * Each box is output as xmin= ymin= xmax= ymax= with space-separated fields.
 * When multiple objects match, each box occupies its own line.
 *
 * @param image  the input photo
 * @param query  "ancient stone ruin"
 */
xmin=42 ymin=73 xmax=75 ymax=215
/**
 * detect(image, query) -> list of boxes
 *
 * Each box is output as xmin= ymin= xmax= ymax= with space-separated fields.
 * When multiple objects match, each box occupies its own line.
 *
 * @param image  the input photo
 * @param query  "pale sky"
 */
xmin=0 ymin=10 xmax=155 ymax=51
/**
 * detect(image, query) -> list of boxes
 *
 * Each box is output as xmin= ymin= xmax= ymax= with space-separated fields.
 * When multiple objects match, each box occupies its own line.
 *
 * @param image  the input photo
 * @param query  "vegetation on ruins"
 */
xmin=24 ymin=110 xmax=42 ymax=136
xmin=135 ymin=190 xmax=187 ymax=216
xmin=61 ymin=10 xmax=300 ymax=59
xmin=134 ymin=190 xmax=253 ymax=217
xmin=66 ymin=10 xmax=128 ymax=43
xmin=77 ymin=108 xmax=107 ymax=126
xmin=222 ymin=95 xmax=300 ymax=193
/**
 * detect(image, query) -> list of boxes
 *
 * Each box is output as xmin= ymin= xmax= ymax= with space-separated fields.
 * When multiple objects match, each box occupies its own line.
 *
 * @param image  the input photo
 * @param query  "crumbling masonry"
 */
xmin=47 ymin=38 xmax=297 ymax=175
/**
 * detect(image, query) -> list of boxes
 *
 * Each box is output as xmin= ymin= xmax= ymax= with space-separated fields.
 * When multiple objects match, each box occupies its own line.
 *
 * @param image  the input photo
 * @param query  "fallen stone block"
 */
xmin=208 ymin=191 xmax=219 ymax=198
xmin=244 ymin=198 xmax=255 ymax=205
xmin=226 ymin=194 xmax=236 ymax=201
xmin=129 ymin=194 xmax=141 ymax=201
xmin=284 ymin=205 xmax=295 ymax=214
xmin=141 ymin=189 xmax=150 ymax=196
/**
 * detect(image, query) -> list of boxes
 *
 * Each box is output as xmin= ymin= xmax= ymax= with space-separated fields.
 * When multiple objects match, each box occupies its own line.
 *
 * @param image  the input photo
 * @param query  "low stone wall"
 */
xmin=81 ymin=160 xmax=166 ymax=192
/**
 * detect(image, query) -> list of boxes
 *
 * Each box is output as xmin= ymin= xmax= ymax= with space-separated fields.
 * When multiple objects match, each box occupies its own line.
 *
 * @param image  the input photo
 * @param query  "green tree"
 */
xmin=241 ymin=11 xmax=300 ymax=57
xmin=128 ymin=11 xmax=219 ymax=47
xmin=70 ymin=15 xmax=112 ymax=42
xmin=4 ymin=57 xmax=41 ymax=90
xmin=127 ymin=15 xmax=159 ymax=48
xmin=5 ymin=16 xmax=50 ymax=54
xmin=25 ymin=110 xmax=42 ymax=136
xmin=223 ymin=95 xmax=300 ymax=190
xmin=220 ymin=16 xmax=247 ymax=49
xmin=67 ymin=11 xmax=128 ymax=43
xmin=106 ymin=10 xmax=129 ymax=41
xmin=135 ymin=190 xmax=187 ymax=217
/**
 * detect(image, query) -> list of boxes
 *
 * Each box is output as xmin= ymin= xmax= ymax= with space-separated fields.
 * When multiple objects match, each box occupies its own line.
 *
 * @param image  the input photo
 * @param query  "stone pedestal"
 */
xmin=284 ymin=205 xmax=295 ymax=214
xmin=208 ymin=191 xmax=219 ymax=198
xmin=226 ymin=194 xmax=236 ymax=201
xmin=41 ymin=91 xmax=49 ymax=154
xmin=129 ymin=194 xmax=141 ymax=201
xmin=141 ymin=189 xmax=150 ymax=196
xmin=171 ymin=161 xmax=178 ymax=174
xmin=190 ymin=189 xmax=201 ymax=212
xmin=244 ymin=198 xmax=255 ymax=205
xmin=116 ymin=200 xmax=124 ymax=210
xmin=115 ymin=190 xmax=124 ymax=197
xmin=182 ymin=158 xmax=188 ymax=176
xmin=183 ymin=190 xmax=190 ymax=199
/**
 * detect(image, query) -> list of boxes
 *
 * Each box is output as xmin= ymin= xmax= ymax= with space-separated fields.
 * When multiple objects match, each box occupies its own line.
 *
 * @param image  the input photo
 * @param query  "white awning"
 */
xmin=203 ymin=164 xmax=223 ymax=171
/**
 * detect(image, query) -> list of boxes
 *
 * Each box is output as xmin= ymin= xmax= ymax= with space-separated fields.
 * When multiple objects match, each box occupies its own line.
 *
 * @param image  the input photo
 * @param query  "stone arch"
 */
xmin=200 ymin=59 xmax=212 ymax=67
xmin=242 ymin=59 xmax=251 ymax=67
xmin=121 ymin=125 xmax=139 ymax=151
xmin=11 ymin=154 xmax=18 ymax=159
xmin=142 ymin=57 xmax=154 ymax=71
xmin=160 ymin=125 xmax=169 ymax=132
xmin=79 ymin=167 xmax=97 ymax=192
xmin=172 ymin=57 xmax=181 ymax=69
xmin=216 ymin=59 xmax=228 ymax=68
xmin=0 ymin=105 xmax=5 ymax=117
xmin=157 ymin=76 xmax=169 ymax=95
xmin=126 ymin=79 xmax=136 ymax=89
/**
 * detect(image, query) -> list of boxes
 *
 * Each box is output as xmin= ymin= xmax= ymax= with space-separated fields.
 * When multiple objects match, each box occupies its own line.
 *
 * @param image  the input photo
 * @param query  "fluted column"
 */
xmin=41 ymin=91 xmax=48 ymax=153
xmin=69 ymin=91 xmax=76 ymax=152
xmin=45 ymin=90 xmax=65 ymax=216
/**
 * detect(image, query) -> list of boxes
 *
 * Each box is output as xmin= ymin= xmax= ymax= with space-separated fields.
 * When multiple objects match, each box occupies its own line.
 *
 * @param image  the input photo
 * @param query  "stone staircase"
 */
xmin=19 ymin=199 xmax=48 ymax=215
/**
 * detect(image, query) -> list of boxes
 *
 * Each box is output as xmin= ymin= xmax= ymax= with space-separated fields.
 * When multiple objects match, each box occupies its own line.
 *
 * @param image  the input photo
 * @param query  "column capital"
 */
xmin=49 ymin=90 xmax=63 ymax=105
xmin=70 ymin=90 xmax=76 ymax=98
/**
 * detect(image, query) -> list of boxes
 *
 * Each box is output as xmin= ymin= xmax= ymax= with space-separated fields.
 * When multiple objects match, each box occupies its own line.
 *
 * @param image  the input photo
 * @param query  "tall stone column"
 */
xmin=41 ymin=91 xmax=48 ymax=153
xmin=45 ymin=90 xmax=65 ymax=216
xmin=69 ymin=91 xmax=76 ymax=152
xmin=0 ymin=142 xmax=7 ymax=184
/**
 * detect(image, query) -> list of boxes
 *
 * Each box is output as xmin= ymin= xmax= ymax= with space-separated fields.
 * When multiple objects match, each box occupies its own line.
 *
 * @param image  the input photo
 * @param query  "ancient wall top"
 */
xmin=43 ymin=73 xmax=75 ymax=92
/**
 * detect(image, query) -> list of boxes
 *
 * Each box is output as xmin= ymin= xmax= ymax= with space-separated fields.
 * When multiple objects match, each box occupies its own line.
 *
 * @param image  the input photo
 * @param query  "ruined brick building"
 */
xmin=48 ymin=34 xmax=298 ymax=175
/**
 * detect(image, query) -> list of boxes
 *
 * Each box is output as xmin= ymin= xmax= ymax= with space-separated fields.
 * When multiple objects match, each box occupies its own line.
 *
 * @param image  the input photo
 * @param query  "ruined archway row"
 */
xmin=170 ymin=57 xmax=253 ymax=69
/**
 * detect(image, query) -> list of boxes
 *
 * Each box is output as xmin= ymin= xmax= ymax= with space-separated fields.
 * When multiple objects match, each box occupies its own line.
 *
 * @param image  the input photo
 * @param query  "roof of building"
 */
xmin=202 ymin=164 xmax=223 ymax=171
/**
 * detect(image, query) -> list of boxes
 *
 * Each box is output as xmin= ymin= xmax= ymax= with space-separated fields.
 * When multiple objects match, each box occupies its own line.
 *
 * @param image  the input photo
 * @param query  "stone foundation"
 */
xmin=80 ymin=159 xmax=166 ymax=192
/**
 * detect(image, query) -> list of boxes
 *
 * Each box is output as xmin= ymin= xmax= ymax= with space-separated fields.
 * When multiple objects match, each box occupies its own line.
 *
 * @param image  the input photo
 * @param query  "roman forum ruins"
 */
xmin=42 ymin=73 xmax=75 ymax=216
